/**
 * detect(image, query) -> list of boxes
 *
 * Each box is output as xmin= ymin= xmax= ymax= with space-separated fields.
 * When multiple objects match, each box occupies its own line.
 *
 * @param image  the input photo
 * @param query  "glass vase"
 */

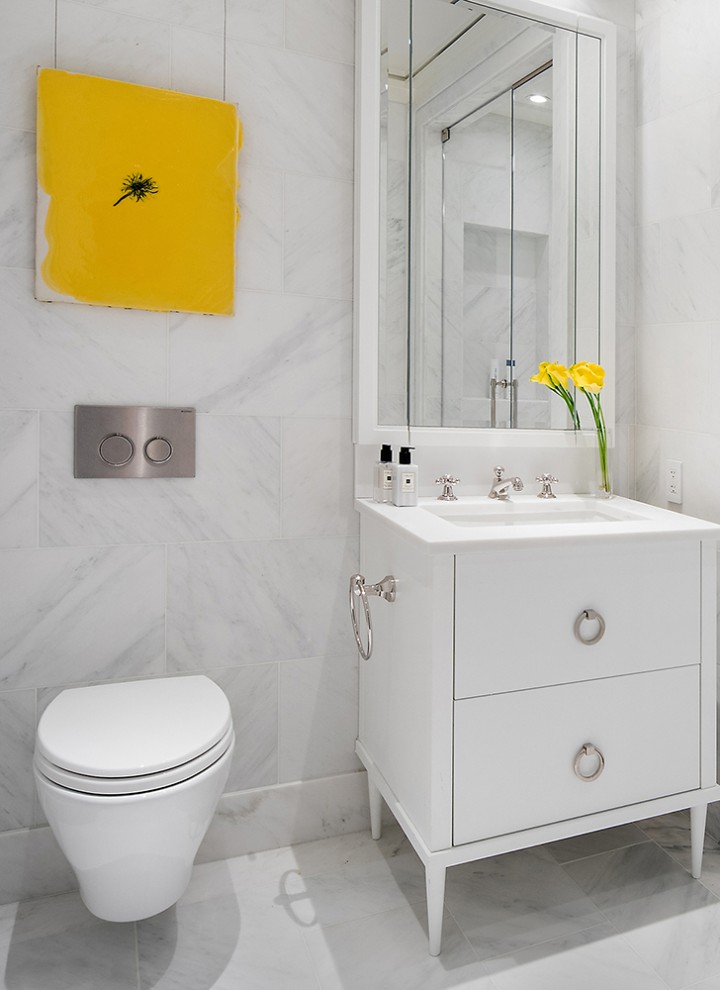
xmin=594 ymin=429 xmax=612 ymax=498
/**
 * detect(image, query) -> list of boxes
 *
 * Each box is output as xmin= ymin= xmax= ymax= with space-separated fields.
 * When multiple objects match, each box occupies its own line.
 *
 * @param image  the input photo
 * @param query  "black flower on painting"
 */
xmin=112 ymin=173 xmax=159 ymax=207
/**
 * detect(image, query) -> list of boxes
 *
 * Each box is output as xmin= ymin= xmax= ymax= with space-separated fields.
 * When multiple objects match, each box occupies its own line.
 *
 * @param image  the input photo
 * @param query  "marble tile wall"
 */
xmin=634 ymin=0 xmax=720 ymax=522
xmin=0 ymin=0 xmax=359 ymax=842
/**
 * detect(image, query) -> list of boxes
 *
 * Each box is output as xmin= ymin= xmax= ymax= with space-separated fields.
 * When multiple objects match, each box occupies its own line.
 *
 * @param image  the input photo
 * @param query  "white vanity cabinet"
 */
xmin=355 ymin=497 xmax=720 ymax=956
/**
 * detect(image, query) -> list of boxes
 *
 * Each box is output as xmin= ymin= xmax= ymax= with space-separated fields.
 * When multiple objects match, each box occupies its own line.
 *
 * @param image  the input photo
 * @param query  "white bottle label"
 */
xmin=383 ymin=470 xmax=393 ymax=490
xmin=401 ymin=471 xmax=415 ymax=492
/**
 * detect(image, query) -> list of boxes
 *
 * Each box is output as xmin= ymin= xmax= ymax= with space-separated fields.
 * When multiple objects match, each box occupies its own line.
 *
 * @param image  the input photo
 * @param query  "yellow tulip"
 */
xmin=530 ymin=361 xmax=569 ymax=388
xmin=569 ymin=362 xmax=605 ymax=393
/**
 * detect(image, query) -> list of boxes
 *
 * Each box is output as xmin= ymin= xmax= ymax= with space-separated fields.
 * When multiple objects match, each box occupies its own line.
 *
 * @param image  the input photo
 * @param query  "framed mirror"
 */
xmin=353 ymin=0 xmax=616 ymax=447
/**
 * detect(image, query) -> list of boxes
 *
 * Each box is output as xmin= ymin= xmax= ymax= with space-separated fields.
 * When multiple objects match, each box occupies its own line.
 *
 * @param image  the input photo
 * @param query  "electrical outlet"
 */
xmin=665 ymin=459 xmax=683 ymax=504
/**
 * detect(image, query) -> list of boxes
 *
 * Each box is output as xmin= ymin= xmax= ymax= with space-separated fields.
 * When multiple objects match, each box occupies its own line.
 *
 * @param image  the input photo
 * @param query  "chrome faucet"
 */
xmin=488 ymin=465 xmax=524 ymax=501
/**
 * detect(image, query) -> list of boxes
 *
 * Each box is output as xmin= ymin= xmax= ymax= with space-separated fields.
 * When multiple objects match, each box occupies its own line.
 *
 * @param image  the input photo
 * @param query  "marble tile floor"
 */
xmin=3 ymin=811 xmax=720 ymax=989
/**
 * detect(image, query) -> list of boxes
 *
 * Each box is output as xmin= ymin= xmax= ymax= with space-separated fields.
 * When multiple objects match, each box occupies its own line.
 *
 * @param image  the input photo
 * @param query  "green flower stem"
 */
xmin=547 ymin=376 xmax=581 ymax=430
xmin=581 ymin=389 xmax=610 ymax=494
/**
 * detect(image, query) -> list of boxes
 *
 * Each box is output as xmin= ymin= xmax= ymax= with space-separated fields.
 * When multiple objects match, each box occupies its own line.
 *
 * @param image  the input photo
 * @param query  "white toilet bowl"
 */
xmin=34 ymin=675 xmax=234 ymax=922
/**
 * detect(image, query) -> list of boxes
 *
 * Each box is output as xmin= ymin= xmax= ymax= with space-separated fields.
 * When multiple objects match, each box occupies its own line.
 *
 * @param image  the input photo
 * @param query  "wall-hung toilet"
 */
xmin=34 ymin=675 xmax=234 ymax=922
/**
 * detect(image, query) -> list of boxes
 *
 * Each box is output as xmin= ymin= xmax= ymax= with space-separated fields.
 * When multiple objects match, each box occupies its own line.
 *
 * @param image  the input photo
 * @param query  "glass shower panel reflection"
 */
xmin=441 ymin=92 xmax=513 ymax=428
xmin=378 ymin=0 xmax=411 ymax=427
xmin=575 ymin=34 xmax=601 ymax=383
xmin=511 ymin=66 xmax=553 ymax=430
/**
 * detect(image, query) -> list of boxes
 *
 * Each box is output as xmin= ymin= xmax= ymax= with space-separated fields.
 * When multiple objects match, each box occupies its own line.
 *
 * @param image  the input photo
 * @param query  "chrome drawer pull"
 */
xmin=574 ymin=743 xmax=605 ymax=782
xmin=573 ymin=608 xmax=606 ymax=645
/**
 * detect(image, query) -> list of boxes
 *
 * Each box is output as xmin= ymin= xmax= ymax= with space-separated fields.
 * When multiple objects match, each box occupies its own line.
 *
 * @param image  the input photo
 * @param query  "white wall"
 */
xmin=635 ymin=0 xmax=720 ymax=523
xmin=0 ymin=0 xmax=359 ymax=851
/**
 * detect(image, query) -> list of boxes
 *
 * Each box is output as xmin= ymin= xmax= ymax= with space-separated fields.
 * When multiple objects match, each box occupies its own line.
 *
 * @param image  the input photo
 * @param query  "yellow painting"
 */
xmin=36 ymin=68 xmax=242 ymax=315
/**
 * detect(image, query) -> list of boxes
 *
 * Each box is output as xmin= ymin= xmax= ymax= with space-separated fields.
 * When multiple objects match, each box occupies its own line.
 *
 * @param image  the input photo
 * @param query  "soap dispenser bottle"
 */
xmin=373 ymin=444 xmax=394 ymax=503
xmin=392 ymin=446 xmax=418 ymax=506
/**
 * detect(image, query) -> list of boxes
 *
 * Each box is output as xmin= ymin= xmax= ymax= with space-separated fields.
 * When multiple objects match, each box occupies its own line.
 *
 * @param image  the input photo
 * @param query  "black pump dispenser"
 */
xmin=373 ymin=444 xmax=394 ymax=502
xmin=398 ymin=446 xmax=413 ymax=464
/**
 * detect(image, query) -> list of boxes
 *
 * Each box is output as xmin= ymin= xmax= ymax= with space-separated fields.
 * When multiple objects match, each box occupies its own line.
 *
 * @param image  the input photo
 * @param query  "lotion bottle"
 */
xmin=392 ymin=446 xmax=418 ymax=506
xmin=373 ymin=444 xmax=394 ymax=502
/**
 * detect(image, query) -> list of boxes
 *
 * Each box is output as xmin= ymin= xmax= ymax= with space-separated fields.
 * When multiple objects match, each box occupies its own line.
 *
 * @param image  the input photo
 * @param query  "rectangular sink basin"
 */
xmin=422 ymin=498 xmax=643 ymax=528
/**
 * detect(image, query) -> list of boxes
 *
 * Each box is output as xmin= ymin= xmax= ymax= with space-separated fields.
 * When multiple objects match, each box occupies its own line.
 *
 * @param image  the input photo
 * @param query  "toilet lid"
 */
xmin=36 ymin=676 xmax=233 ymax=778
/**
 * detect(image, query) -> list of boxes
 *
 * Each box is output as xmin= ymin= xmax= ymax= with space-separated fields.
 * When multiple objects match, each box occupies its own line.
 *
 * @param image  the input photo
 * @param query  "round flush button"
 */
xmin=99 ymin=433 xmax=134 ymax=467
xmin=144 ymin=437 xmax=173 ymax=464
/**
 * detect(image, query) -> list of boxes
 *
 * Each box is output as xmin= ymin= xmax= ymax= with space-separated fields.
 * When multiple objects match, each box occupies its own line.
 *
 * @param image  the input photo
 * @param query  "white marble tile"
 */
xmin=197 ymin=770 xmax=369 ymax=863
xmin=170 ymin=26 xmax=224 ymax=100
xmin=544 ymin=825 xmax=648 ymax=865
xmin=224 ymin=38 xmax=354 ymax=178
xmin=634 ymin=426 xmax=720 ymax=522
xmin=283 ymin=172 xmax=353 ymax=300
xmin=69 ymin=0 xmax=225 ymax=34
xmin=225 ymin=821 xmax=411 ymax=887
xmin=166 ymin=536 xmax=357 ymax=669
xmin=303 ymin=901 xmax=491 ymax=990
xmin=39 ymin=413 xmax=281 ymax=545
xmin=0 ymin=269 xmax=168 ymax=411
xmin=0 ymin=412 xmax=37 ymax=550
xmin=0 ymin=545 xmax=165 ymax=690
xmin=655 ymin=0 xmax=720 ymax=122
xmin=0 ymin=692 xmax=35 ymax=831
xmin=281 ymin=417 xmax=355 ymax=538
xmin=638 ymin=102 xmax=712 ymax=225
xmin=0 ymin=891 xmax=138 ymax=989
xmin=0 ymin=826 xmax=76 ymax=903
xmin=137 ymin=858 xmax=321 ymax=990
xmin=206 ymin=665 xmax=278 ymax=792
xmin=483 ymin=923 xmax=671 ymax=990
xmin=56 ymin=0 xmax=171 ymax=88
xmin=237 ymin=829 xmax=426 ymax=934
xmin=635 ymin=15 xmax=664 ymax=126
xmin=615 ymin=323 xmax=636 ymax=428
xmin=285 ymin=0 xmax=355 ymax=65
xmin=0 ymin=127 xmax=35 ymax=270
xmin=236 ymin=165 xmax=283 ymax=293
xmin=225 ymin=0 xmax=285 ymax=48
xmin=637 ymin=323 xmax=712 ymax=433
xmin=444 ymin=847 xmax=606 ymax=961
xmin=636 ymin=222 xmax=664 ymax=327
xmin=566 ymin=843 xmax=720 ymax=989
xmin=0 ymin=0 xmax=55 ymax=131
xmin=279 ymin=654 xmax=360 ymax=782
xmin=635 ymin=0 xmax=679 ymax=26
xmin=660 ymin=212 xmax=720 ymax=324
xmin=168 ymin=292 xmax=352 ymax=418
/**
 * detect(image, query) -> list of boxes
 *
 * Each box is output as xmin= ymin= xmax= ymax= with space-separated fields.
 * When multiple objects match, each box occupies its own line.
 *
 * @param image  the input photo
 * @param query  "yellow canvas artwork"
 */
xmin=36 ymin=68 xmax=242 ymax=315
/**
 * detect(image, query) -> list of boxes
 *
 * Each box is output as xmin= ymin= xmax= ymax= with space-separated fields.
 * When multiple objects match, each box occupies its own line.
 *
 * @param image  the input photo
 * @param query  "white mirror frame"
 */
xmin=353 ymin=0 xmax=616 ymax=448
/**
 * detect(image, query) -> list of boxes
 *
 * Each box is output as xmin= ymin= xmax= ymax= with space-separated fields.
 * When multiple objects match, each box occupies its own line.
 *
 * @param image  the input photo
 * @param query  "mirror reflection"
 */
xmin=378 ymin=0 xmax=602 ymax=431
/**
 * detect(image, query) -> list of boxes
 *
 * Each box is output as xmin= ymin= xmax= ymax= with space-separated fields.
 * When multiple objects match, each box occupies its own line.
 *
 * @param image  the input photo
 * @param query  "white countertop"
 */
xmin=356 ymin=494 xmax=720 ymax=552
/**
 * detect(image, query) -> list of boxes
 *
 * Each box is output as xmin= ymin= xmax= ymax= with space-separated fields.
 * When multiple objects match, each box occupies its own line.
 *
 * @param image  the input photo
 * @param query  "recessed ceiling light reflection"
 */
xmin=528 ymin=93 xmax=549 ymax=104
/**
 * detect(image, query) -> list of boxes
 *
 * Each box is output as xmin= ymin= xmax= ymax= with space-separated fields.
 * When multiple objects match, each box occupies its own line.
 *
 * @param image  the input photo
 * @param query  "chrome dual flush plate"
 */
xmin=74 ymin=405 xmax=196 ymax=479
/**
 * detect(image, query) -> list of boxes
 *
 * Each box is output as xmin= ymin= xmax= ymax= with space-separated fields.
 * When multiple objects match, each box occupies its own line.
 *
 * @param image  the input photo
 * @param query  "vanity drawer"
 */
xmin=454 ymin=541 xmax=700 ymax=698
xmin=452 ymin=665 xmax=699 ymax=844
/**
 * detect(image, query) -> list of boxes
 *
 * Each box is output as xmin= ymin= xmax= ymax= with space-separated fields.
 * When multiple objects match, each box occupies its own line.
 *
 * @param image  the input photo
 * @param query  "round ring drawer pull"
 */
xmin=574 ymin=743 xmax=605 ymax=782
xmin=574 ymin=608 xmax=605 ymax=645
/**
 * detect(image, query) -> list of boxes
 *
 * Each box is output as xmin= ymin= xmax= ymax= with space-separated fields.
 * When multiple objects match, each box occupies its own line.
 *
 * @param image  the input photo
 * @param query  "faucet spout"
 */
xmin=488 ymin=466 xmax=524 ymax=500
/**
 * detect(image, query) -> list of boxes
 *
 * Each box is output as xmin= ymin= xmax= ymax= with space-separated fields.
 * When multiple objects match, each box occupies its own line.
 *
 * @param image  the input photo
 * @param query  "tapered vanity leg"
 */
xmin=425 ymin=861 xmax=447 ymax=957
xmin=690 ymin=803 xmax=708 ymax=879
xmin=368 ymin=775 xmax=383 ymax=840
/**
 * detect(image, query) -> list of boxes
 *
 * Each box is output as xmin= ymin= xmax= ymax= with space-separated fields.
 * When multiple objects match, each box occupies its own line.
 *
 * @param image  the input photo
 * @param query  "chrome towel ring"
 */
xmin=349 ymin=573 xmax=396 ymax=661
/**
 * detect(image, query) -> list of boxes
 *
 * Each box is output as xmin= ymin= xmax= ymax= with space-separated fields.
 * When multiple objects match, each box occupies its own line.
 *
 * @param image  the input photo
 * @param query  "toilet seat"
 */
xmin=35 ymin=675 xmax=234 ymax=795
